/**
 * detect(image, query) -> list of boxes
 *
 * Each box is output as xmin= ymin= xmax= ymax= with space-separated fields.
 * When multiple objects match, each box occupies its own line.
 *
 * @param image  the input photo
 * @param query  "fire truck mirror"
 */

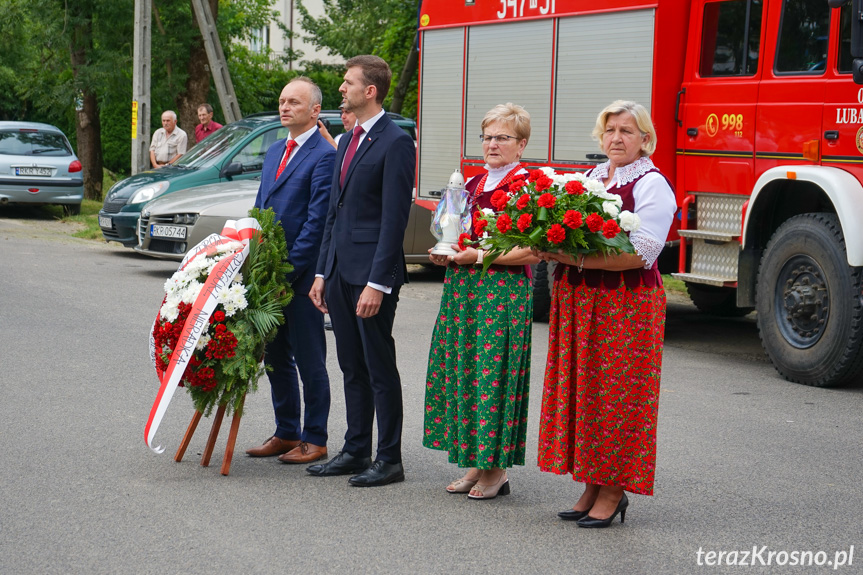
xmin=853 ymin=59 xmax=863 ymax=84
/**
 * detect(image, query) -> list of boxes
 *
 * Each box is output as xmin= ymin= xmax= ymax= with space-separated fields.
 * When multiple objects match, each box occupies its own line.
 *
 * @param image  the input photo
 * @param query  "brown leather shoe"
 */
xmin=278 ymin=442 xmax=328 ymax=464
xmin=245 ymin=436 xmax=300 ymax=457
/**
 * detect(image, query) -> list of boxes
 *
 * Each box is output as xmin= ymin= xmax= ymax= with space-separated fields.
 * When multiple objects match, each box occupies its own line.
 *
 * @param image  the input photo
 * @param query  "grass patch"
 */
xmin=67 ymin=199 xmax=105 ymax=240
xmin=661 ymin=274 xmax=688 ymax=296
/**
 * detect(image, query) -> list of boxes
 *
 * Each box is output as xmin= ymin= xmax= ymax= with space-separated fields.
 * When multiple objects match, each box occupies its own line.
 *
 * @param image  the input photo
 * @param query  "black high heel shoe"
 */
xmin=576 ymin=493 xmax=628 ymax=528
xmin=557 ymin=508 xmax=589 ymax=521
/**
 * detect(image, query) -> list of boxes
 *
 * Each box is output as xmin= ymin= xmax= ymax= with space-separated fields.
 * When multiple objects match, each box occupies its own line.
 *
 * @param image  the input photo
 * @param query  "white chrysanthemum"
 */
xmin=618 ymin=211 xmax=642 ymax=232
xmin=195 ymin=333 xmax=211 ymax=351
xmin=603 ymin=201 xmax=620 ymax=218
xmin=232 ymin=272 xmax=243 ymax=285
xmin=217 ymin=283 xmax=248 ymax=316
xmin=180 ymin=280 xmax=203 ymax=305
xmin=160 ymin=299 xmax=180 ymax=322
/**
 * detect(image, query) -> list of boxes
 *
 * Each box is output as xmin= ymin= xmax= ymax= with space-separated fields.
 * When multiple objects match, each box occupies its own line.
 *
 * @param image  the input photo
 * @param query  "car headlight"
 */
xmin=129 ymin=181 xmax=170 ymax=204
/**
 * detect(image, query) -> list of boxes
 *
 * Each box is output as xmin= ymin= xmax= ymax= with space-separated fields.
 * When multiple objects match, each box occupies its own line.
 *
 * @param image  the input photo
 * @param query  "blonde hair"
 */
xmin=481 ymin=103 xmax=531 ymax=143
xmin=591 ymin=100 xmax=656 ymax=157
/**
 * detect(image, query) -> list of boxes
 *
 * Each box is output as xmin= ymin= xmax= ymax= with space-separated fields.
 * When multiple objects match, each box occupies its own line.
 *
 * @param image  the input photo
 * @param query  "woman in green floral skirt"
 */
xmin=423 ymin=103 xmax=539 ymax=500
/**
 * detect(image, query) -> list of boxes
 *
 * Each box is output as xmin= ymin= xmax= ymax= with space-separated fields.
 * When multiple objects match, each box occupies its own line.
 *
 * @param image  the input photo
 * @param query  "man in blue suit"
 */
xmin=245 ymin=77 xmax=336 ymax=464
xmin=308 ymin=55 xmax=415 ymax=487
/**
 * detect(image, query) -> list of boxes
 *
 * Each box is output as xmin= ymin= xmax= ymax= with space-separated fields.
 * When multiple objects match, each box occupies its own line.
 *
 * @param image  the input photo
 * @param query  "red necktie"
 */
xmin=275 ymin=139 xmax=297 ymax=180
xmin=339 ymin=125 xmax=365 ymax=188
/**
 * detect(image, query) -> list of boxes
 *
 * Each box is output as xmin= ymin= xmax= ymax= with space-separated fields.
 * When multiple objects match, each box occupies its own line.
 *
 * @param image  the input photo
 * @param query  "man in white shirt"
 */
xmin=149 ymin=110 xmax=188 ymax=168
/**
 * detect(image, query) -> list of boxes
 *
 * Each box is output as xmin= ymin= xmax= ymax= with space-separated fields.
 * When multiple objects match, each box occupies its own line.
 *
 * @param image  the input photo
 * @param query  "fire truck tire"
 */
xmin=685 ymin=283 xmax=754 ymax=317
xmin=756 ymin=213 xmax=863 ymax=387
xmin=532 ymin=261 xmax=554 ymax=323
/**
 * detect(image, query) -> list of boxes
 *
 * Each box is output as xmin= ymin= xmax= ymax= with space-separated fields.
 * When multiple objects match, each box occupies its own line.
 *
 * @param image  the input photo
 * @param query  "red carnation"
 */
xmin=528 ymin=169 xmax=544 ymax=182
xmin=534 ymin=176 xmax=554 ymax=192
xmin=537 ymin=193 xmax=556 ymax=209
xmin=509 ymin=178 xmax=526 ymax=193
xmin=546 ymin=224 xmax=566 ymax=244
xmin=496 ymin=213 xmax=513 ymax=233
xmin=215 ymin=324 xmax=227 ymax=333
xmin=490 ymin=189 xmax=509 ymax=211
xmin=516 ymin=213 xmax=532 ymax=232
xmin=213 ymin=310 xmax=225 ymax=322
xmin=473 ymin=218 xmax=488 ymax=235
xmin=586 ymin=213 xmax=604 ymax=232
xmin=602 ymin=219 xmax=621 ymax=238
xmin=458 ymin=233 xmax=472 ymax=250
xmin=563 ymin=210 xmax=583 ymax=229
xmin=565 ymin=180 xmax=585 ymax=195
xmin=516 ymin=194 xmax=530 ymax=210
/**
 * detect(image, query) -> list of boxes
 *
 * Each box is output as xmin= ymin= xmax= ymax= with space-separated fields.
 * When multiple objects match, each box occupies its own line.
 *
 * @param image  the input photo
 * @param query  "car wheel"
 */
xmin=756 ymin=213 xmax=863 ymax=387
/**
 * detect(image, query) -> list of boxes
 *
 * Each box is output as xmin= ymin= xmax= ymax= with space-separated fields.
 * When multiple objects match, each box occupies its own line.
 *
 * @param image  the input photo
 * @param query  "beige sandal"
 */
xmin=468 ymin=472 xmax=510 ymax=500
xmin=445 ymin=477 xmax=479 ymax=494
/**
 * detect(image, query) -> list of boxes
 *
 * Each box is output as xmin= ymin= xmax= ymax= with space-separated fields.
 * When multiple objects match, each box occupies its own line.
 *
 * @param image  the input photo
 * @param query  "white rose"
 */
xmin=618 ymin=210 xmax=641 ymax=232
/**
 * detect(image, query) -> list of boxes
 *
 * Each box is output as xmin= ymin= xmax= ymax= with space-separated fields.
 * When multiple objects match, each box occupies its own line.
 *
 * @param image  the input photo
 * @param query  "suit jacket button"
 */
xmin=338 ymin=202 xmax=343 ymax=208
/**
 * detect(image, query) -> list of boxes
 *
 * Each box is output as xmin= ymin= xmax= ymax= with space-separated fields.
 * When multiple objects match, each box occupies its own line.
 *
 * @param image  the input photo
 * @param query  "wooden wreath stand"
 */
xmin=173 ymin=394 xmax=246 ymax=476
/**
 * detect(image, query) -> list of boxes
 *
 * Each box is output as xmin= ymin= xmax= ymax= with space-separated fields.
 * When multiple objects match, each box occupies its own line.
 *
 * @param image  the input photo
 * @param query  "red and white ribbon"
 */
xmin=145 ymin=218 xmax=261 ymax=453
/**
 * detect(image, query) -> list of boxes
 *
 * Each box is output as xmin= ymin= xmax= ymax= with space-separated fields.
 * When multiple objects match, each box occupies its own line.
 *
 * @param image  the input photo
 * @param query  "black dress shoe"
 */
xmin=306 ymin=451 xmax=371 ymax=477
xmin=348 ymin=460 xmax=405 ymax=487
xmin=558 ymin=508 xmax=589 ymax=521
xmin=576 ymin=493 xmax=629 ymax=528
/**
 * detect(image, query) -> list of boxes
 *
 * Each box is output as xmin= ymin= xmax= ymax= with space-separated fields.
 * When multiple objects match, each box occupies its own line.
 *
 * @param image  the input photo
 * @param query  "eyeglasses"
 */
xmin=479 ymin=134 xmax=519 ymax=144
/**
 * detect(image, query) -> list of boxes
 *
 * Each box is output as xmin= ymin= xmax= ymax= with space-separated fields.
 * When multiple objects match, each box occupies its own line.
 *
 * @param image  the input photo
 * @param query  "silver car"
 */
xmin=134 ymin=176 xmax=437 ymax=264
xmin=135 ymin=180 xmax=259 ymax=260
xmin=0 ymin=121 xmax=84 ymax=215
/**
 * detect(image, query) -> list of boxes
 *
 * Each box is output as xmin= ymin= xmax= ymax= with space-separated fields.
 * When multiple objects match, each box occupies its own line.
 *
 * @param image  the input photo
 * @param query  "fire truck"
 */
xmin=414 ymin=0 xmax=863 ymax=387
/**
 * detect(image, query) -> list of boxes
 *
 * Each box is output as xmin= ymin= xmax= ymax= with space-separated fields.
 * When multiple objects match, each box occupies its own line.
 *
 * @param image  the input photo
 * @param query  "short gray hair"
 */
xmin=289 ymin=76 xmax=323 ymax=108
xmin=592 ymin=100 xmax=657 ymax=157
xmin=162 ymin=110 xmax=177 ymax=121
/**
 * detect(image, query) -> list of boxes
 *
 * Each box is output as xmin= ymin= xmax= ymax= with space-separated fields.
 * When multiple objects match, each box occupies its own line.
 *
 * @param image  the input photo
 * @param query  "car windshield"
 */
xmin=0 ymin=130 xmax=72 ymax=156
xmin=174 ymin=123 xmax=253 ymax=168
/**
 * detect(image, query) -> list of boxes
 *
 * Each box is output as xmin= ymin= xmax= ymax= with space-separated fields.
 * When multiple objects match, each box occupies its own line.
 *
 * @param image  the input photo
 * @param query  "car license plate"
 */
xmin=98 ymin=216 xmax=112 ymax=229
xmin=15 ymin=167 xmax=52 ymax=176
xmin=150 ymin=224 xmax=187 ymax=239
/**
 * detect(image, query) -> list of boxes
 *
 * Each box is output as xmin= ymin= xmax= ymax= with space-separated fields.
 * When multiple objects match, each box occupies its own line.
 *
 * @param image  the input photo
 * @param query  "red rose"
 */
xmin=586 ymin=213 xmax=604 ymax=232
xmin=473 ymin=218 xmax=488 ymax=235
xmin=516 ymin=213 xmax=532 ymax=232
xmin=546 ymin=223 xmax=566 ymax=244
xmin=496 ymin=213 xmax=513 ymax=233
xmin=528 ymin=169 xmax=544 ymax=182
xmin=563 ymin=210 xmax=583 ymax=229
xmin=565 ymin=180 xmax=585 ymax=195
xmin=509 ymin=178 xmax=526 ymax=193
xmin=516 ymin=194 xmax=530 ymax=210
xmin=490 ymin=189 xmax=509 ymax=210
xmin=534 ymin=175 xmax=553 ymax=192
xmin=537 ymin=193 xmax=556 ymax=209
xmin=458 ymin=233 xmax=472 ymax=250
xmin=602 ymin=219 xmax=621 ymax=238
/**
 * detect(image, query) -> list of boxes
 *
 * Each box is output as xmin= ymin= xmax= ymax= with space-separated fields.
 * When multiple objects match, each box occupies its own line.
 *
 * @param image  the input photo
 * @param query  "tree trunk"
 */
xmin=390 ymin=29 xmax=419 ymax=116
xmin=70 ymin=8 xmax=103 ymax=201
xmin=176 ymin=0 xmax=219 ymax=133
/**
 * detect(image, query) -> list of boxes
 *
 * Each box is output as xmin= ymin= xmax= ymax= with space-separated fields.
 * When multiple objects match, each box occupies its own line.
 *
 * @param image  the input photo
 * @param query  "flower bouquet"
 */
xmin=146 ymin=207 xmax=292 ymax=452
xmin=472 ymin=167 xmax=641 ymax=270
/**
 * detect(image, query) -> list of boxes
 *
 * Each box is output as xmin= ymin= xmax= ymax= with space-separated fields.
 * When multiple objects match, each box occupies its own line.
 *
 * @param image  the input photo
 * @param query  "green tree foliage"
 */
xmin=297 ymin=0 xmax=419 ymax=118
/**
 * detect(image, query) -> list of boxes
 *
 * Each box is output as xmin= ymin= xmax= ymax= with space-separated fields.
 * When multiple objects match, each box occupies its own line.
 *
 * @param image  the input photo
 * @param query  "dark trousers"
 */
xmin=265 ymin=291 xmax=330 ymax=447
xmin=325 ymin=265 xmax=403 ymax=463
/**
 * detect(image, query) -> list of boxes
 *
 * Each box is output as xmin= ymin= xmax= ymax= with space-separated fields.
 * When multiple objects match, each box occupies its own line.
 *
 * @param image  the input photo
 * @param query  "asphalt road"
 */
xmin=1 ymin=215 xmax=862 ymax=575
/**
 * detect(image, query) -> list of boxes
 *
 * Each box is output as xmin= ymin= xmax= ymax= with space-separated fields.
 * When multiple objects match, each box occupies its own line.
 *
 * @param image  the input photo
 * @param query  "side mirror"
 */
xmin=220 ymin=162 xmax=243 ymax=178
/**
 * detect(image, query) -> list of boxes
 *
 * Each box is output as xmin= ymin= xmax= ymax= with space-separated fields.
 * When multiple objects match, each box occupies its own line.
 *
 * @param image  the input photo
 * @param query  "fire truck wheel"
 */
xmin=685 ymin=283 xmax=754 ymax=317
xmin=756 ymin=213 xmax=863 ymax=387
xmin=532 ymin=260 xmax=554 ymax=323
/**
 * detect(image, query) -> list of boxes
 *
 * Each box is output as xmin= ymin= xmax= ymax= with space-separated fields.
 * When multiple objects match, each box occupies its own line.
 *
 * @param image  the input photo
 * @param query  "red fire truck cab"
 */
xmin=415 ymin=0 xmax=863 ymax=387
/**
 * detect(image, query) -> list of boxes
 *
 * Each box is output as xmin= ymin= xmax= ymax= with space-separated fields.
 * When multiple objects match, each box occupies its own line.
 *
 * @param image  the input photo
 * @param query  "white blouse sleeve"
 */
xmin=630 ymin=172 xmax=676 ymax=268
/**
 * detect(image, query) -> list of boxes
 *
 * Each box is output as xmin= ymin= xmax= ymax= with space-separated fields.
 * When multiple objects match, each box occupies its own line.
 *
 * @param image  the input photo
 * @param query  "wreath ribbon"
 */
xmin=145 ymin=217 xmax=261 ymax=453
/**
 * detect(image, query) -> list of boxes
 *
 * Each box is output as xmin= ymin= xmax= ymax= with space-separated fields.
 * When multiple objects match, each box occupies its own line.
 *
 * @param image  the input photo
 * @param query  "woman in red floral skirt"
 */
xmin=424 ymin=103 xmax=539 ymax=500
xmin=537 ymin=101 xmax=676 ymax=527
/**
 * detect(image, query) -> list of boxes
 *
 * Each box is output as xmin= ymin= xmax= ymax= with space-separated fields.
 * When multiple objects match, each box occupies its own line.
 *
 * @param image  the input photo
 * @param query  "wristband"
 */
xmin=476 ymin=249 xmax=485 ymax=265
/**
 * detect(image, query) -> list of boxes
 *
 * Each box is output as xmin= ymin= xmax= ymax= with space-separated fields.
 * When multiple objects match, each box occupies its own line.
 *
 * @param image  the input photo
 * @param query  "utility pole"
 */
xmin=191 ymin=0 xmax=242 ymax=123
xmin=131 ymin=0 xmax=152 ymax=175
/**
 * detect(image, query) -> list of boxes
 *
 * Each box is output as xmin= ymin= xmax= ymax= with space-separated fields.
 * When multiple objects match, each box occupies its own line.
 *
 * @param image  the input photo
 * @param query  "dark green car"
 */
xmin=99 ymin=111 xmax=417 ymax=247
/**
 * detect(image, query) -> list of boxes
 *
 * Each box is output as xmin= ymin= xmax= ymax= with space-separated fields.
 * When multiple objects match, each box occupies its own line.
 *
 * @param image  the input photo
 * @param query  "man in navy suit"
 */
xmin=308 ymin=55 xmax=415 ymax=487
xmin=245 ymin=77 xmax=336 ymax=464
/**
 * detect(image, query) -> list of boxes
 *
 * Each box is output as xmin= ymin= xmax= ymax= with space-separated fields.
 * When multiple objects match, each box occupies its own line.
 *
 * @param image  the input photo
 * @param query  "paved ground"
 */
xmin=1 ymin=213 xmax=861 ymax=574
